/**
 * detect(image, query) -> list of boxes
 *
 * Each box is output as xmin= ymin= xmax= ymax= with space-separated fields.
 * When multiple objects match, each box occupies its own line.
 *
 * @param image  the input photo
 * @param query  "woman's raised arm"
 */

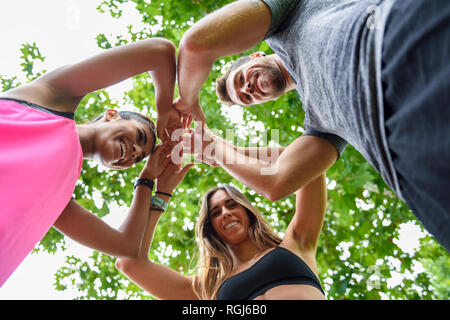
xmin=282 ymin=174 xmax=327 ymax=259
xmin=4 ymin=38 xmax=177 ymax=113
xmin=115 ymin=162 xmax=196 ymax=300
xmin=53 ymin=143 xmax=172 ymax=259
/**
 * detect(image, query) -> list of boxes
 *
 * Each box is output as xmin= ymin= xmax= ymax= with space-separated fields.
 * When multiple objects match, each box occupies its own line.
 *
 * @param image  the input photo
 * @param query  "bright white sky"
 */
xmin=0 ymin=0 xmax=427 ymax=300
xmin=0 ymin=0 xmax=143 ymax=299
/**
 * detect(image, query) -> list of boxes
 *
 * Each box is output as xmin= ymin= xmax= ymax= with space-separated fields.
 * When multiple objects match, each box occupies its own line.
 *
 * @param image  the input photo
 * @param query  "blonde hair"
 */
xmin=192 ymin=184 xmax=282 ymax=299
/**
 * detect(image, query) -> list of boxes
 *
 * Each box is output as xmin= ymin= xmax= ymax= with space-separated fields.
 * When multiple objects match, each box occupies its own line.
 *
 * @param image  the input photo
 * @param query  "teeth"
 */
xmin=119 ymin=141 xmax=126 ymax=161
xmin=224 ymin=221 xmax=239 ymax=230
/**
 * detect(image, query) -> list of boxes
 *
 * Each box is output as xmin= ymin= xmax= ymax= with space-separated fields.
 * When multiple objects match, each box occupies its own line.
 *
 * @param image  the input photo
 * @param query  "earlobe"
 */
xmin=104 ymin=109 xmax=120 ymax=121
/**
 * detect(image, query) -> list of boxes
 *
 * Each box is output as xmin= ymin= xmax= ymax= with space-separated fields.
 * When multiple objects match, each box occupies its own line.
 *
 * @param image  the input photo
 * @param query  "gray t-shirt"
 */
xmin=262 ymin=0 xmax=401 ymax=197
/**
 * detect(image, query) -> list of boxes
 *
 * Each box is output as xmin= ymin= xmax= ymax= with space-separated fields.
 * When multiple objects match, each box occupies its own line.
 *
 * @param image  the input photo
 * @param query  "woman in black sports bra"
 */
xmin=116 ymin=174 xmax=327 ymax=300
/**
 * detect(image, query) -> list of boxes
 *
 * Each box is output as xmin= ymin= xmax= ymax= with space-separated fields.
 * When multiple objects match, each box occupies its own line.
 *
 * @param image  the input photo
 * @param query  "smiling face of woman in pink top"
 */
xmin=90 ymin=109 xmax=156 ymax=170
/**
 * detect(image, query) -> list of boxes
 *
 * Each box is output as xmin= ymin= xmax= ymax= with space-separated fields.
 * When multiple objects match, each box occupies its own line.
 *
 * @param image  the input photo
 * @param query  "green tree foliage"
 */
xmin=2 ymin=0 xmax=448 ymax=300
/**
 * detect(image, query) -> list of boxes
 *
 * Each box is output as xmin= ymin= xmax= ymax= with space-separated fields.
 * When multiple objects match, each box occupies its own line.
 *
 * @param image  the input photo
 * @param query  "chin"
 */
xmin=101 ymin=159 xmax=128 ymax=170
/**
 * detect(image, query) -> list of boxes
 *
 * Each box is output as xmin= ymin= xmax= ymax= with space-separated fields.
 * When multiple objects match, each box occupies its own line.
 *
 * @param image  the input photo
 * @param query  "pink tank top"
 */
xmin=0 ymin=99 xmax=83 ymax=286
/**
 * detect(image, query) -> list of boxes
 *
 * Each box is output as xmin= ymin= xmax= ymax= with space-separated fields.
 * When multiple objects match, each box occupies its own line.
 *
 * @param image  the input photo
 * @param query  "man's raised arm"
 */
xmin=175 ymin=0 xmax=272 ymax=120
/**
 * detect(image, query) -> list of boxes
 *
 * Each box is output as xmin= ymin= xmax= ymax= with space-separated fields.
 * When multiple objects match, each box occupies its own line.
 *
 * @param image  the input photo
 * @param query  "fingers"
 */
xmin=170 ymin=142 xmax=184 ymax=165
xmin=194 ymin=154 xmax=217 ymax=166
xmin=186 ymin=115 xmax=193 ymax=128
xmin=179 ymin=163 xmax=194 ymax=178
xmin=181 ymin=114 xmax=188 ymax=129
xmin=161 ymin=143 xmax=173 ymax=162
xmin=193 ymin=105 xmax=206 ymax=123
xmin=180 ymin=114 xmax=194 ymax=130
xmin=164 ymin=128 xmax=171 ymax=143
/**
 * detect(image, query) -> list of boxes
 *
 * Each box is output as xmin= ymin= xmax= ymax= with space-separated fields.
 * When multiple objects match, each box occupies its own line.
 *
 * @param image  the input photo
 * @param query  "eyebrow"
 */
xmin=137 ymin=127 xmax=148 ymax=146
xmin=135 ymin=130 xmax=147 ymax=164
xmin=235 ymin=71 xmax=246 ymax=104
xmin=210 ymin=198 xmax=235 ymax=213
xmin=143 ymin=128 xmax=148 ymax=146
xmin=233 ymin=70 xmax=253 ymax=105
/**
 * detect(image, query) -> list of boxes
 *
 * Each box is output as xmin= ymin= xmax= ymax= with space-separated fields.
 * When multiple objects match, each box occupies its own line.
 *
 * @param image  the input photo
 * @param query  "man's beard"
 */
xmin=258 ymin=63 xmax=287 ymax=98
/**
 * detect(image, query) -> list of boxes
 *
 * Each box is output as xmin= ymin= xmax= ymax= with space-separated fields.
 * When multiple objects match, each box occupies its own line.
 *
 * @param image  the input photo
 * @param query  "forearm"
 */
xmin=119 ymin=173 xmax=173 ymax=258
xmin=150 ymin=41 xmax=176 ymax=114
xmin=138 ymin=193 xmax=172 ymax=259
xmin=116 ymin=185 xmax=155 ymax=256
xmin=212 ymin=138 xmax=280 ymax=200
xmin=235 ymin=145 xmax=286 ymax=163
xmin=212 ymin=136 xmax=336 ymax=201
xmin=37 ymin=38 xmax=177 ymax=106
xmin=54 ymin=187 xmax=154 ymax=259
xmin=115 ymin=194 xmax=199 ymax=299
xmin=177 ymin=45 xmax=215 ymax=105
xmin=177 ymin=0 xmax=271 ymax=105
xmin=293 ymin=174 xmax=327 ymax=251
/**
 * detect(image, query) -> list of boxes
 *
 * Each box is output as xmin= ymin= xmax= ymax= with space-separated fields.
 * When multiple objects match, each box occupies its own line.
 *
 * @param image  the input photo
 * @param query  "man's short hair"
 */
xmin=216 ymin=56 xmax=251 ymax=105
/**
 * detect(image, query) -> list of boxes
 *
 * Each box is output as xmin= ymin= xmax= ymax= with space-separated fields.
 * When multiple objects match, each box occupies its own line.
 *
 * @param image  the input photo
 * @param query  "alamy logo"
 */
xmin=169 ymin=125 xmax=281 ymax=175
xmin=66 ymin=5 xmax=81 ymax=31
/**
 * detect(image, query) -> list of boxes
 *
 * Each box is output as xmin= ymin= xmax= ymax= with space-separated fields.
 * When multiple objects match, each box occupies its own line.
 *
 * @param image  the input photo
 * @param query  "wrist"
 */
xmin=210 ymin=135 xmax=219 ymax=158
xmin=154 ymin=187 xmax=174 ymax=198
xmin=210 ymin=135 xmax=225 ymax=160
xmin=140 ymin=172 xmax=157 ymax=181
xmin=154 ymin=191 xmax=172 ymax=202
xmin=150 ymin=194 xmax=170 ymax=212
xmin=134 ymin=178 xmax=154 ymax=191
xmin=179 ymin=94 xmax=198 ymax=106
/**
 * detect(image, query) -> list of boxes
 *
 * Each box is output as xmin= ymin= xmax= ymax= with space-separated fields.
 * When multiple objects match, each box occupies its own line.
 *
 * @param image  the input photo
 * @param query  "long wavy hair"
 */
xmin=192 ymin=184 xmax=282 ymax=300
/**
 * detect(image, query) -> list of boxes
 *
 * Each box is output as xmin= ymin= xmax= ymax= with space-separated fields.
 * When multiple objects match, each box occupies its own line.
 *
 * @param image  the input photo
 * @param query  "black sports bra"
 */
xmin=0 ymin=97 xmax=75 ymax=120
xmin=217 ymin=246 xmax=324 ymax=300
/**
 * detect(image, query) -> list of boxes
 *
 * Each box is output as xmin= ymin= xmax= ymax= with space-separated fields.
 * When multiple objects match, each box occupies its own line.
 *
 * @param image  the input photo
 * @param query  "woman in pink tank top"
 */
xmin=0 ymin=38 xmax=190 ymax=286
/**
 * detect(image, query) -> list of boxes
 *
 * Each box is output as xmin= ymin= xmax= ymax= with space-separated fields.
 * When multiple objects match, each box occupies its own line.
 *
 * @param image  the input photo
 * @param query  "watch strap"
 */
xmin=134 ymin=178 xmax=154 ymax=191
xmin=151 ymin=195 xmax=168 ymax=211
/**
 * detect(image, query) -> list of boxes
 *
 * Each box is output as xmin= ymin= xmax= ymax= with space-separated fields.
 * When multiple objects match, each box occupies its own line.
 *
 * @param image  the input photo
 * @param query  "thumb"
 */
xmin=194 ymin=107 xmax=206 ymax=123
xmin=178 ymin=163 xmax=194 ymax=178
xmin=157 ymin=125 xmax=167 ymax=142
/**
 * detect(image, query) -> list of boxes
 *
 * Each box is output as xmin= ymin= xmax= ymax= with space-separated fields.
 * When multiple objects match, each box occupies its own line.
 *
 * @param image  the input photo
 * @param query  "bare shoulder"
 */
xmin=0 ymin=80 xmax=80 ymax=113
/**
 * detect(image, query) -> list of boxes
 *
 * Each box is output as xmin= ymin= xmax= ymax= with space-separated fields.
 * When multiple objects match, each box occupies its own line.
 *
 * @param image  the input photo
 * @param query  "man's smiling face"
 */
xmin=225 ymin=53 xmax=287 ymax=106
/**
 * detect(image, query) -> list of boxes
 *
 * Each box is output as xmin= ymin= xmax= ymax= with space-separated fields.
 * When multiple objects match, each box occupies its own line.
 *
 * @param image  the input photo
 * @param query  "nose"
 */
xmin=131 ymin=144 xmax=143 ymax=159
xmin=243 ymin=80 xmax=253 ymax=94
xmin=221 ymin=207 xmax=233 ymax=219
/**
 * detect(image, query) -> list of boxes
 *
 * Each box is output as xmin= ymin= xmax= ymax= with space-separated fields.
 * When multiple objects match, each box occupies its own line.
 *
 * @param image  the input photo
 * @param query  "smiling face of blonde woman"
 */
xmin=208 ymin=189 xmax=252 ymax=246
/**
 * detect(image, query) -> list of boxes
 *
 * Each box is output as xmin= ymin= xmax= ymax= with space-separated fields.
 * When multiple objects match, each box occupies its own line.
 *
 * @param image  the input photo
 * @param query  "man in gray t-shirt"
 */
xmin=169 ymin=0 xmax=449 ymax=250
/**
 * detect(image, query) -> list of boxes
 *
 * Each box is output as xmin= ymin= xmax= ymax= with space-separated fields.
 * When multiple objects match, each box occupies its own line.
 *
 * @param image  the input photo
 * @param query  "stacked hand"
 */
xmin=149 ymin=97 xmax=213 ymax=196
xmin=173 ymin=97 xmax=206 ymax=125
xmin=156 ymin=98 xmax=199 ymax=145
xmin=139 ymin=143 xmax=173 ymax=181
xmin=156 ymin=107 xmax=184 ymax=143
xmin=156 ymin=162 xmax=194 ymax=195
xmin=139 ymin=140 xmax=194 ymax=196
xmin=182 ymin=122 xmax=220 ymax=167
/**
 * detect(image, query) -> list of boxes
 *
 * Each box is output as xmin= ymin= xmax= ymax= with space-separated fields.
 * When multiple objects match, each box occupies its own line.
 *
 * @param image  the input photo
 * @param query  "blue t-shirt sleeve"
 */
xmin=302 ymin=128 xmax=348 ymax=160
xmin=260 ymin=0 xmax=299 ymax=38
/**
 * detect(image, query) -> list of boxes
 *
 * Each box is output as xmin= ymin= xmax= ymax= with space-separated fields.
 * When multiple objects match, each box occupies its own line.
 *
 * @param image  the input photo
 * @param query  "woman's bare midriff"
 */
xmin=252 ymin=284 xmax=326 ymax=300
